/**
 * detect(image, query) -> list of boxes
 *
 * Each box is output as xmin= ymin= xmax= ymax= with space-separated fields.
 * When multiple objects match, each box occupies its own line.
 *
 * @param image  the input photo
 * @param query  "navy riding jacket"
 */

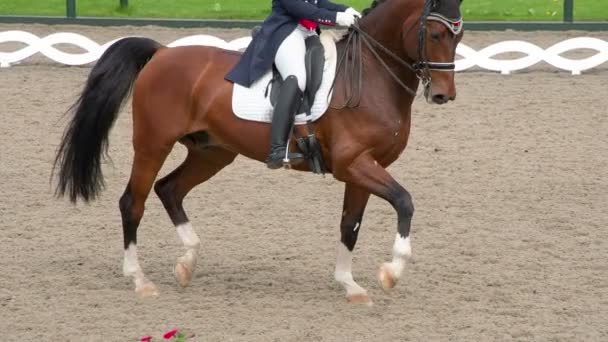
xmin=225 ymin=0 xmax=348 ymax=87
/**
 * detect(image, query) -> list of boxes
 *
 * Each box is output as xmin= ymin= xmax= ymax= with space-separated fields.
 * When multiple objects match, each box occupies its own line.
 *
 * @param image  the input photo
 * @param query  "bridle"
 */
xmin=414 ymin=0 xmax=463 ymax=94
xmin=330 ymin=0 xmax=463 ymax=109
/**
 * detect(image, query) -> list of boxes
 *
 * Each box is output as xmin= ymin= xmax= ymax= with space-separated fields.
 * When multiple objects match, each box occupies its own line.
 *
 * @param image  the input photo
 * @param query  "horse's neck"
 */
xmin=335 ymin=7 xmax=420 ymax=113
xmin=359 ymin=2 xmax=419 ymax=81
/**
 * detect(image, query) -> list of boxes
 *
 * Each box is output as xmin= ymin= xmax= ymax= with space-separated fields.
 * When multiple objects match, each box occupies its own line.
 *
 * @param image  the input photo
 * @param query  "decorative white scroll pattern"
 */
xmin=454 ymin=37 xmax=608 ymax=75
xmin=1 ymin=30 xmax=607 ymax=75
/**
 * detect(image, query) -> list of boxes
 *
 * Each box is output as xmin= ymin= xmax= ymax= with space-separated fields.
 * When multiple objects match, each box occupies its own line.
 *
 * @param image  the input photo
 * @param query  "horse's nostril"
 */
xmin=432 ymin=94 xmax=448 ymax=104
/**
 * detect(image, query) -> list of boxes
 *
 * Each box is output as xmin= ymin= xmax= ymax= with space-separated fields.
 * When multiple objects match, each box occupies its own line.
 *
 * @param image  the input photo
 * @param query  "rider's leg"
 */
xmin=275 ymin=27 xmax=308 ymax=92
xmin=266 ymin=27 xmax=309 ymax=169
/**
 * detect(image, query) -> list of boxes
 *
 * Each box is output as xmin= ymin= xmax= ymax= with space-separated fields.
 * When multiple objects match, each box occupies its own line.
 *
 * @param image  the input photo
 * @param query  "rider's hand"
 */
xmin=345 ymin=7 xmax=362 ymax=18
xmin=336 ymin=12 xmax=357 ymax=27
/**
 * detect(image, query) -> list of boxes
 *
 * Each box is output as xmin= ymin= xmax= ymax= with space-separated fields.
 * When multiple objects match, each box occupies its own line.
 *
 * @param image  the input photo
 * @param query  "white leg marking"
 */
xmin=176 ymin=222 xmax=200 ymax=262
xmin=123 ymin=243 xmax=142 ymax=276
xmin=174 ymin=222 xmax=201 ymax=287
xmin=177 ymin=222 xmax=201 ymax=249
xmin=387 ymin=233 xmax=412 ymax=279
xmin=353 ymin=222 xmax=360 ymax=232
xmin=334 ymin=243 xmax=367 ymax=296
xmin=123 ymin=243 xmax=158 ymax=297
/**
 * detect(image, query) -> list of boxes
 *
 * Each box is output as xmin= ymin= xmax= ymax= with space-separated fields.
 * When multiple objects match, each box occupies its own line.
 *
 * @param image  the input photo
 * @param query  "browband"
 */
xmin=427 ymin=12 xmax=464 ymax=35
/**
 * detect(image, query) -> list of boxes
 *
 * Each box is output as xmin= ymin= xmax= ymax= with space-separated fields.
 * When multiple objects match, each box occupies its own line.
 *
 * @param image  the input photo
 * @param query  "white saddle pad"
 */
xmin=232 ymin=31 xmax=338 ymax=125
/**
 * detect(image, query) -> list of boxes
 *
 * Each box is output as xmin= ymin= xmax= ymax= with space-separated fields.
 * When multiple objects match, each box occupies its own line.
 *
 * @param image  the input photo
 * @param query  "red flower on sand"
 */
xmin=163 ymin=330 xmax=179 ymax=340
xmin=141 ymin=337 xmax=153 ymax=342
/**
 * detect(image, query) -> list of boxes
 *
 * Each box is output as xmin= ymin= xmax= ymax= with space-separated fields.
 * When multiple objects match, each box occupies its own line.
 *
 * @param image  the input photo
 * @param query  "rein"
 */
xmin=329 ymin=1 xmax=461 ymax=109
xmin=329 ymin=23 xmax=419 ymax=109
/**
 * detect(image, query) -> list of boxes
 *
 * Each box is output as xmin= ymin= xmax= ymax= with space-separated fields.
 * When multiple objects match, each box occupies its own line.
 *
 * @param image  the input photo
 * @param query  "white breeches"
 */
xmin=274 ymin=25 xmax=317 ymax=92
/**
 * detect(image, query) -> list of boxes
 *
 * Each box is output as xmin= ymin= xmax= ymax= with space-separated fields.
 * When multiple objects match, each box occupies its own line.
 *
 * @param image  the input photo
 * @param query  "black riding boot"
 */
xmin=266 ymin=75 xmax=304 ymax=169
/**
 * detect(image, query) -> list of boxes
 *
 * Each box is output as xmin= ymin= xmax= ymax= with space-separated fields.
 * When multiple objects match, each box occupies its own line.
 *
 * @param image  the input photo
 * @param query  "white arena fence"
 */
xmin=1 ymin=30 xmax=607 ymax=75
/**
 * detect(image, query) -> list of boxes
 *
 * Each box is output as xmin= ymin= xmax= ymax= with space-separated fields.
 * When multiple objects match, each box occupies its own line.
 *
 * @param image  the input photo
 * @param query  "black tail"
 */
xmin=53 ymin=37 xmax=162 ymax=203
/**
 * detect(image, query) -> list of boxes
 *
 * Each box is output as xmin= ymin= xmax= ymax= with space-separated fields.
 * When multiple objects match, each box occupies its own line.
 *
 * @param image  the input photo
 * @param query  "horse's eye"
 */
xmin=431 ymin=32 xmax=441 ymax=41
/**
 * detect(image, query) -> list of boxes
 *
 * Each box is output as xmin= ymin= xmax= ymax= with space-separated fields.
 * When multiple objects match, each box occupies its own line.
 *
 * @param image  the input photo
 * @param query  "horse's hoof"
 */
xmin=136 ymin=281 xmax=159 ymax=298
xmin=347 ymin=292 xmax=373 ymax=306
xmin=174 ymin=261 xmax=193 ymax=288
xmin=378 ymin=263 xmax=397 ymax=292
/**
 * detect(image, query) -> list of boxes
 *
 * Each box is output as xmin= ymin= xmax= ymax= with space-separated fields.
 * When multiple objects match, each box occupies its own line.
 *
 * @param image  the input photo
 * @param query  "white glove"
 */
xmin=336 ymin=12 xmax=357 ymax=27
xmin=345 ymin=7 xmax=362 ymax=18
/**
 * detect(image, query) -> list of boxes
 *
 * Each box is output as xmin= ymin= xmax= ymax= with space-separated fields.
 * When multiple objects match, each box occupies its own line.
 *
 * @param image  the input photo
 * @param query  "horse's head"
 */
xmin=406 ymin=0 xmax=464 ymax=104
xmin=339 ymin=0 xmax=464 ymax=107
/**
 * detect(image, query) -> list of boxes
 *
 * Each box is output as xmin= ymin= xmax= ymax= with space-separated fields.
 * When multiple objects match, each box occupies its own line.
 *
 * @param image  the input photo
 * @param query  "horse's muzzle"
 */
xmin=431 ymin=93 xmax=456 ymax=104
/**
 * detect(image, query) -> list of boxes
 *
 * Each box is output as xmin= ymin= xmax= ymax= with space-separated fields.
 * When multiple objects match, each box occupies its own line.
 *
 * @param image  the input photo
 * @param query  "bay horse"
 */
xmin=54 ymin=0 xmax=463 ymax=305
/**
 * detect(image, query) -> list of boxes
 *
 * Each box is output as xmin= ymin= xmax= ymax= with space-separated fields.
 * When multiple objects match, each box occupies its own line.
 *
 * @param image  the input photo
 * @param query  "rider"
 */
xmin=225 ymin=0 xmax=361 ymax=169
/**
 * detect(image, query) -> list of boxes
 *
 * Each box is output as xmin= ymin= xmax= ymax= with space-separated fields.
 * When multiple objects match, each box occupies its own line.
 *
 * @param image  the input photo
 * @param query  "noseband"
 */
xmin=330 ymin=0 xmax=463 ymax=108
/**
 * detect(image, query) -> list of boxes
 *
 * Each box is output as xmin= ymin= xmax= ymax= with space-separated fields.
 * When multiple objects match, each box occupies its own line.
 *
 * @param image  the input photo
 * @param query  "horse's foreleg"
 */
xmin=154 ymin=146 xmax=237 ymax=288
xmin=337 ymin=154 xmax=414 ymax=292
xmin=335 ymin=183 xmax=372 ymax=305
xmin=120 ymin=147 xmax=172 ymax=298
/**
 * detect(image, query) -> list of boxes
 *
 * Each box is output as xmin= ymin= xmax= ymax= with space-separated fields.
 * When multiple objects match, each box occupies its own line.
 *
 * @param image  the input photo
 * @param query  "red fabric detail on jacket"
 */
xmin=299 ymin=19 xmax=318 ymax=31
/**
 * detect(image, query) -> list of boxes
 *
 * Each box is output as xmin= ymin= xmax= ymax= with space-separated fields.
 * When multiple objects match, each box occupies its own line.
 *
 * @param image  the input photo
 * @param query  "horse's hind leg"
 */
xmin=154 ymin=145 xmax=237 ymax=288
xmin=120 ymin=145 xmax=173 ymax=298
